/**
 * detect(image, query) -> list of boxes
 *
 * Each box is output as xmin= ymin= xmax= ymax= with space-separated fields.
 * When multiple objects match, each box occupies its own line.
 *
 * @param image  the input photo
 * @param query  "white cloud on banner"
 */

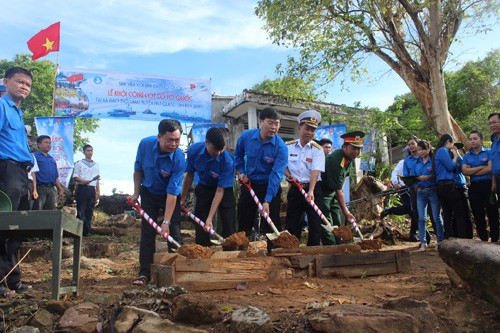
xmin=1 ymin=0 xmax=271 ymax=55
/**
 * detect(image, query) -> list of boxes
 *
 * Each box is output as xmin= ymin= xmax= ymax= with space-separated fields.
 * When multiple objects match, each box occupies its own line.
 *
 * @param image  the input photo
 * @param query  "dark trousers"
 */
xmin=138 ymin=186 xmax=182 ymax=280
xmin=194 ymin=184 xmax=235 ymax=249
xmin=469 ymin=181 xmax=498 ymax=242
xmin=385 ymin=192 xmax=411 ymax=216
xmin=238 ymin=183 xmax=282 ymax=249
xmin=437 ymin=181 xmax=470 ymax=239
xmin=0 ymin=160 xmax=30 ymax=289
xmin=76 ymin=185 xmax=96 ymax=236
xmin=285 ymin=184 xmax=323 ymax=246
xmin=409 ymin=188 xmax=419 ymax=238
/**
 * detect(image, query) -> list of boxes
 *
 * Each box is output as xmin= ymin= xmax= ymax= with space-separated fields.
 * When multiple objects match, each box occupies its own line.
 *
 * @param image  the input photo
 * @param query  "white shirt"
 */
xmin=28 ymin=154 xmax=39 ymax=181
xmin=73 ymin=159 xmax=100 ymax=187
xmin=391 ymin=159 xmax=405 ymax=185
xmin=286 ymin=140 xmax=325 ymax=183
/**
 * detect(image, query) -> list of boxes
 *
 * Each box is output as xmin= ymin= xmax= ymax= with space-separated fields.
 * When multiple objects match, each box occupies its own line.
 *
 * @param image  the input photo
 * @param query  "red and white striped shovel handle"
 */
xmin=289 ymin=178 xmax=330 ymax=225
xmin=181 ymin=207 xmax=224 ymax=242
xmin=239 ymin=180 xmax=280 ymax=236
xmin=126 ymin=199 xmax=182 ymax=247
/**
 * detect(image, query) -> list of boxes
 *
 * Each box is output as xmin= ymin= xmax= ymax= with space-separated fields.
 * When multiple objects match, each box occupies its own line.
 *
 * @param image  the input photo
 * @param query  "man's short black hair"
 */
xmin=259 ymin=107 xmax=281 ymax=121
xmin=82 ymin=144 xmax=93 ymax=152
xmin=158 ymin=119 xmax=182 ymax=135
xmin=206 ymin=127 xmax=226 ymax=150
xmin=488 ymin=113 xmax=500 ymax=120
xmin=4 ymin=67 xmax=33 ymax=80
xmin=36 ymin=135 xmax=51 ymax=144
xmin=319 ymin=138 xmax=332 ymax=146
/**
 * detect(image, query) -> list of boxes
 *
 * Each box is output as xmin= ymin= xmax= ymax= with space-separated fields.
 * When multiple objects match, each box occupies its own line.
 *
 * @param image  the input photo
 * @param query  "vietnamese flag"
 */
xmin=27 ymin=22 xmax=60 ymax=60
xmin=67 ymin=73 xmax=84 ymax=83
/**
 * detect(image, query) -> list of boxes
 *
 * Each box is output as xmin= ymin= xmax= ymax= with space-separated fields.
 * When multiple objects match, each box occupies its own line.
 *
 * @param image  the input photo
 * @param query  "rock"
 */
xmin=58 ymin=302 xmax=99 ymax=333
xmin=113 ymin=306 xmax=160 ymax=333
xmin=83 ymin=242 xmax=121 ymax=258
xmin=382 ymin=297 xmax=440 ymax=332
xmin=83 ymin=292 xmax=122 ymax=305
xmin=230 ymin=306 xmax=273 ymax=333
xmin=45 ymin=300 xmax=74 ymax=315
xmin=159 ymin=285 xmax=188 ymax=301
xmin=172 ymin=294 xmax=222 ymax=325
xmin=305 ymin=301 xmax=330 ymax=309
xmin=307 ymin=304 xmax=420 ymax=333
xmin=133 ymin=315 xmax=208 ymax=333
xmin=30 ymin=309 xmax=54 ymax=333
xmin=438 ymin=239 xmax=500 ymax=306
xmin=10 ymin=327 xmax=40 ymax=333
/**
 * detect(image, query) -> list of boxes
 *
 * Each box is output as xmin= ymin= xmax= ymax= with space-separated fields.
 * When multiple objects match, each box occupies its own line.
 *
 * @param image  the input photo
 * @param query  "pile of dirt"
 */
xmin=177 ymin=244 xmax=213 ymax=259
xmin=359 ymin=239 xmax=383 ymax=250
xmin=272 ymin=232 xmax=300 ymax=249
xmin=222 ymin=231 xmax=250 ymax=248
xmin=333 ymin=226 xmax=353 ymax=241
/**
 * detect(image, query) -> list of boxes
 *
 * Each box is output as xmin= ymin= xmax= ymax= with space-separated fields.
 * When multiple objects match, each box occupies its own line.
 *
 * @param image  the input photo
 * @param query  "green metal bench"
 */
xmin=0 ymin=210 xmax=83 ymax=300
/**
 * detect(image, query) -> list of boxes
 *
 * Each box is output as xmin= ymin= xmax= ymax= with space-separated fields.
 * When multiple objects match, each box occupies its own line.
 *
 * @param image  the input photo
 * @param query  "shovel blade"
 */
xmin=266 ymin=232 xmax=279 ymax=241
xmin=321 ymin=223 xmax=333 ymax=232
xmin=210 ymin=239 xmax=223 ymax=245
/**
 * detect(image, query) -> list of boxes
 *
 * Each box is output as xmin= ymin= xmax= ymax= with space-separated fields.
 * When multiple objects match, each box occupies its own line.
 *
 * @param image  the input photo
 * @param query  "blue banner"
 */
xmin=34 ymin=117 xmax=74 ymax=188
xmin=54 ymin=67 xmax=212 ymax=123
xmin=314 ymin=124 xmax=346 ymax=151
xmin=190 ymin=123 xmax=227 ymax=143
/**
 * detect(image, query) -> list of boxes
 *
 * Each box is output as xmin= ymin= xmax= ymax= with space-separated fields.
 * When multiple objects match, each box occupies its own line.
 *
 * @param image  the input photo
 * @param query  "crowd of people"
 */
xmin=1 ymin=65 xmax=499 ymax=295
xmin=384 ymin=127 xmax=500 ymax=251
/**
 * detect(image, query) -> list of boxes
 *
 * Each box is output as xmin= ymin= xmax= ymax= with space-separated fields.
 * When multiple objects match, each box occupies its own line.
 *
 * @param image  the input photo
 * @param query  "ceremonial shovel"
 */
xmin=126 ymin=199 xmax=182 ymax=248
xmin=239 ymin=180 xmax=284 ymax=241
xmin=287 ymin=178 xmax=334 ymax=232
xmin=181 ymin=207 xmax=224 ymax=245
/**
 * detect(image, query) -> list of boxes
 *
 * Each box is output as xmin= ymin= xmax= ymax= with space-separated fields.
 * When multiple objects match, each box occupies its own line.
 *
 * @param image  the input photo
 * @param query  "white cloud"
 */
xmin=2 ymin=0 xmax=271 ymax=56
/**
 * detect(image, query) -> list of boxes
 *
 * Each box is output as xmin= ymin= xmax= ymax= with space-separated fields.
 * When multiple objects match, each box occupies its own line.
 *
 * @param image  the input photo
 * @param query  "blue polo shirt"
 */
xmin=434 ymin=147 xmax=456 ymax=181
xmin=463 ymin=147 xmax=491 ymax=183
xmin=186 ymin=142 xmax=234 ymax=188
xmin=490 ymin=136 xmax=500 ymax=176
xmin=34 ymin=151 xmax=59 ymax=185
xmin=234 ymin=129 xmax=288 ymax=202
xmin=134 ymin=136 xmax=185 ymax=196
xmin=0 ymin=95 xmax=33 ymax=164
xmin=454 ymin=156 xmax=467 ymax=188
xmin=415 ymin=157 xmax=436 ymax=188
xmin=403 ymin=155 xmax=419 ymax=176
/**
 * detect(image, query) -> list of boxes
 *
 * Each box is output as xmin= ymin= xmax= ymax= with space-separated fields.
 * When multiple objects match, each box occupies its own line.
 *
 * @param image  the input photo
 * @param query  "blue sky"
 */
xmin=1 ymin=1 xmax=498 ymax=194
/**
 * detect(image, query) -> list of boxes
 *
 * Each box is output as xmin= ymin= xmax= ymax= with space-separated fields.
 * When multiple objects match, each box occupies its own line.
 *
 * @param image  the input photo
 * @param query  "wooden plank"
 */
xmin=319 ymin=251 xmax=409 ymax=268
xmin=210 ymin=251 xmax=247 ymax=259
xmin=315 ymin=257 xmax=322 ymax=277
xmin=271 ymin=244 xmax=361 ymax=256
xmin=175 ymin=257 xmax=283 ymax=273
xmin=153 ymin=252 xmax=180 ymax=265
xmin=290 ymin=255 xmax=316 ymax=269
xmin=321 ymin=262 xmax=400 ymax=278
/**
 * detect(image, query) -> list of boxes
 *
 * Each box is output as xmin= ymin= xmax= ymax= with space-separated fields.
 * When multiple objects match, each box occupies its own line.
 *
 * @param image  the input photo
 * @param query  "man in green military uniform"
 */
xmin=321 ymin=131 xmax=365 ymax=244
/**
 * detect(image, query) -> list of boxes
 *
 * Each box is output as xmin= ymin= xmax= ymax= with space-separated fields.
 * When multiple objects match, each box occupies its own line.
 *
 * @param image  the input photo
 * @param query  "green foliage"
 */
xmin=251 ymin=76 xmax=322 ymax=102
xmin=0 ymin=54 xmax=99 ymax=152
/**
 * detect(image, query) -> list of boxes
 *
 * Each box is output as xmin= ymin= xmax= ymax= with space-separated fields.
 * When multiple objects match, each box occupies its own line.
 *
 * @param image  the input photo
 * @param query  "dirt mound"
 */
xmin=333 ymin=226 xmax=353 ymax=241
xmin=272 ymin=232 xmax=300 ymax=249
xmin=177 ymin=244 xmax=213 ymax=259
xmin=360 ymin=239 xmax=383 ymax=250
xmin=222 ymin=231 xmax=250 ymax=248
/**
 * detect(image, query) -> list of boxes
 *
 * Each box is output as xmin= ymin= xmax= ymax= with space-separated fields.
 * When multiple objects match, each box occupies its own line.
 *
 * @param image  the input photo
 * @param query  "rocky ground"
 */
xmin=1 ymin=213 xmax=499 ymax=333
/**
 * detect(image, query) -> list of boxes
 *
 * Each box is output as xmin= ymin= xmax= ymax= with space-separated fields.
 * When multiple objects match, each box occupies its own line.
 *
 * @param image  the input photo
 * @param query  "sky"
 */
xmin=1 ymin=0 xmax=498 ymax=195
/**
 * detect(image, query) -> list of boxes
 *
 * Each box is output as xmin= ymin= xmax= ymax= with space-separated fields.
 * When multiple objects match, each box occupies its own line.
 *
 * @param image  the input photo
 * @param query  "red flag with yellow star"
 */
xmin=27 ymin=22 xmax=60 ymax=60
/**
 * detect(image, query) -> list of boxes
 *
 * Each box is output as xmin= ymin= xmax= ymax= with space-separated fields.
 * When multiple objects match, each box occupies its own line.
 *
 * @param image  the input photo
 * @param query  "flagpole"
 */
xmin=51 ymin=52 xmax=59 ymax=116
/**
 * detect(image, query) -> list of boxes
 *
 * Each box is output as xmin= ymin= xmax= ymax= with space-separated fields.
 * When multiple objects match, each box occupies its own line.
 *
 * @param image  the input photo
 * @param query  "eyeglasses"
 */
xmin=488 ymin=120 xmax=500 ymax=125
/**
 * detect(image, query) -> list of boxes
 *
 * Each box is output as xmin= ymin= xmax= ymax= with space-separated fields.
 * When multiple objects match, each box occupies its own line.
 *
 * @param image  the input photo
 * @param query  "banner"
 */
xmin=54 ymin=67 xmax=212 ymax=123
xmin=314 ymin=124 xmax=346 ymax=151
xmin=189 ymin=123 xmax=227 ymax=144
xmin=34 ymin=117 xmax=74 ymax=188
xmin=361 ymin=131 xmax=378 ymax=172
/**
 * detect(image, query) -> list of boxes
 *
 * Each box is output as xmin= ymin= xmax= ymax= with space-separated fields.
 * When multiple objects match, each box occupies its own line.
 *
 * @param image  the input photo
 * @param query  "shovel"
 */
xmin=126 ymin=199 xmax=182 ymax=248
xmin=239 ymin=180 xmax=282 ymax=241
xmin=348 ymin=218 xmax=364 ymax=241
xmin=181 ymin=207 xmax=224 ymax=245
xmin=288 ymin=178 xmax=335 ymax=232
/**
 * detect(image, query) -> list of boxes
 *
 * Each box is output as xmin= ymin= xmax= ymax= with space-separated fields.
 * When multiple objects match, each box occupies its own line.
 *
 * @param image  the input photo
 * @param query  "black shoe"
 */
xmin=409 ymin=234 xmax=419 ymax=242
xmin=380 ymin=209 xmax=389 ymax=219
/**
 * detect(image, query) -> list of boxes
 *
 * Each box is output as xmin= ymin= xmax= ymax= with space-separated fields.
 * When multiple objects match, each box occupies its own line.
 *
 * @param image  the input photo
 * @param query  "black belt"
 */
xmin=417 ymin=187 xmax=436 ymax=192
xmin=77 ymin=184 xmax=95 ymax=188
xmin=1 ymin=159 xmax=33 ymax=173
xmin=38 ymin=183 xmax=55 ymax=187
xmin=438 ymin=180 xmax=454 ymax=185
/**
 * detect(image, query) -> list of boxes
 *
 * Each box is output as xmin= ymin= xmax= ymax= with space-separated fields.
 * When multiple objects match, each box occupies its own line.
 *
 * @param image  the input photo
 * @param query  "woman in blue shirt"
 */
xmin=415 ymin=140 xmax=444 ymax=251
xmin=462 ymin=131 xmax=499 ymax=242
xmin=434 ymin=134 xmax=462 ymax=239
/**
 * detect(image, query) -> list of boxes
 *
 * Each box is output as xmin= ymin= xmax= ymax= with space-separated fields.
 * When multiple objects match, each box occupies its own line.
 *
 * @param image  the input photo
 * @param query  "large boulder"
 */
xmin=58 ymin=302 xmax=99 ymax=333
xmin=230 ymin=306 xmax=273 ymax=333
xmin=438 ymin=239 xmax=500 ymax=306
xmin=172 ymin=294 xmax=222 ymax=325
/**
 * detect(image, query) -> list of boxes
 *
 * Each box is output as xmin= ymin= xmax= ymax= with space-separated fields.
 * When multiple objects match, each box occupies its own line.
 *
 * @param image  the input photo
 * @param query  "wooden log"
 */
xmin=153 ymin=252 xmax=180 ymax=265
xmin=270 ymin=243 xmax=361 ymax=256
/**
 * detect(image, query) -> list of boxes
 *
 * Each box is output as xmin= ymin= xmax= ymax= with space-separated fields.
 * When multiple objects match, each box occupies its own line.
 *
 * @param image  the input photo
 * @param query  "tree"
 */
xmin=256 ymin=0 xmax=499 ymax=145
xmin=251 ymin=76 xmax=321 ymax=102
xmin=0 ymin=54 xmax=99 ymax=151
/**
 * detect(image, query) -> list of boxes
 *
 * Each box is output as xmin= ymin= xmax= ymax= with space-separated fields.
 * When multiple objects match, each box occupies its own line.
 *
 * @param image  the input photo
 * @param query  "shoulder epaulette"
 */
xmin=311 ymin=141 xmax=322 ymax=149
xmin=286 ymin=139 xmax=299 ymax=145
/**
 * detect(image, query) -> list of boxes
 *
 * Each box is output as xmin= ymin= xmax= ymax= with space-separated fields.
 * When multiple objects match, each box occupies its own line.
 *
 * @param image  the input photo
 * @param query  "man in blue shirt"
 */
xmin=402 ymin=136 xmax=421 ymax=242
xmin=0 ymin=67 xmax=34 ymax=298
xmin=34 ymin=135 xmax=65 ymax=210
xmin=180 ymin=127 xmax=236 ymax=248
xmin=127 ymin=119 xmax=185 ymax=286
xmin=488 ymin=113 xmax=500 ymax=200
xmin=234 ymin=107 xmax=287 ymax=244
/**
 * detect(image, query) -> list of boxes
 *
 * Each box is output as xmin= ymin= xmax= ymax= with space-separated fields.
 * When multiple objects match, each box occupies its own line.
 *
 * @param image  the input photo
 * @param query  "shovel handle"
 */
xmin=289 ymin=178 xmax=331 ymax=226
xmin=348 ymin=218 xmax=364 ymax=240
xmin=239 ymin=180 xmax=280 ymax=236
xmin=126 ymin=199 xmax=182 ymax=247
xmin=181 ymin=207 xmax=224 ymax=241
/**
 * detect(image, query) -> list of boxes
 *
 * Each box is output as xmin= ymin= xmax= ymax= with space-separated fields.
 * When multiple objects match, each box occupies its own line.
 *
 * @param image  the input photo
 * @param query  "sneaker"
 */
xmin=417 ymin=243 xmax=427 ymax=252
